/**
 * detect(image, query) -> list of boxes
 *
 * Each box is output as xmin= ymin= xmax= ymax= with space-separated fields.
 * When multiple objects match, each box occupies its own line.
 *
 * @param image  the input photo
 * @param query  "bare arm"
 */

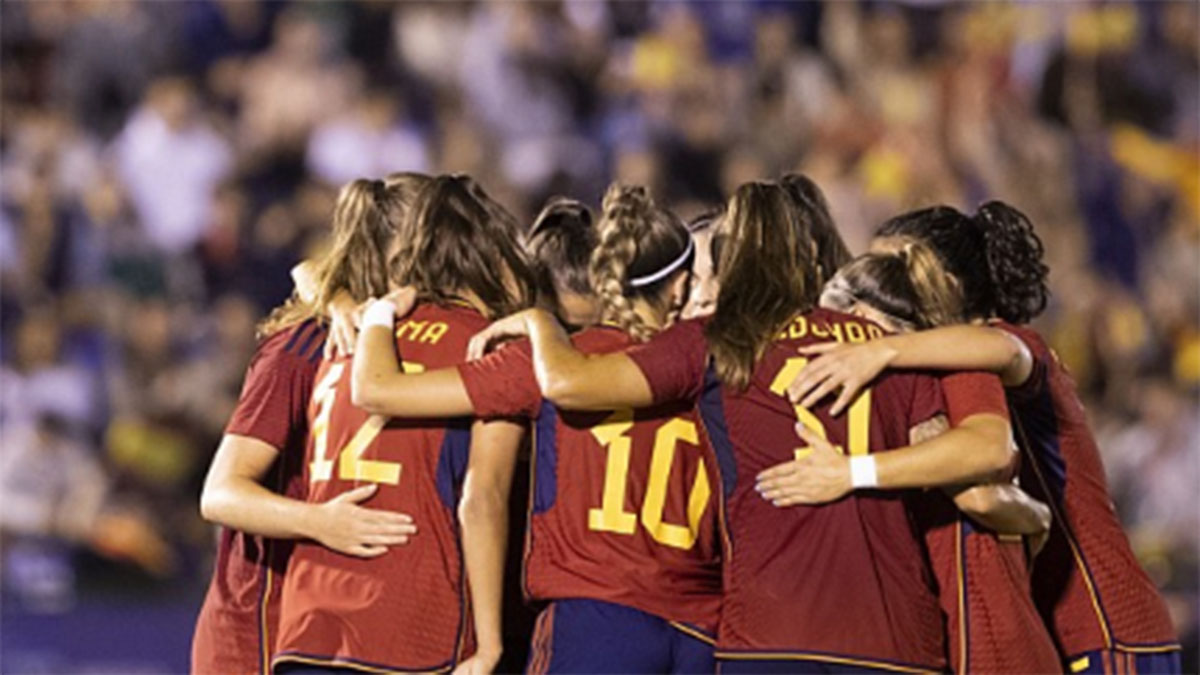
xmin=789 ymin=325 xmax=1035 ymax=414
xmin=878 ymin=413 xmax=1013 ymax=488
xmin=524 ymin=310 xmax=654 ymax=410
xmin=757 ymin=413 xmax=1013 ymax=504
xmin=950 ymin=483 xmax=1051 ymax=536
xmin=465 ymin=308 xmax=654 ymax=411
xmin=456 ymin=419 xmax=524 ymax=674
xmin=200 ymin=434 xmax=415 ymax=557
xmin=351 ymin=319 xmax=476 ymax=418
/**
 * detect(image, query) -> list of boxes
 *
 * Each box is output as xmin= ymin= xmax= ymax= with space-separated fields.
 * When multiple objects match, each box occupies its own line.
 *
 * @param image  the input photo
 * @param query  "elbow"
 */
xmin=953 ymin=485 xmax=1000 ymax=517
xmin=350 ymin=375 xmax=385 ymax=415
xmin=539 ymin=371 xmax=587 ymax=409
xmin=458 ymin=488 xmax=507 ymax=526
xmin=199 ymin=486 xmax=225 ymax=524
xmin=540 ymin=376 xmax=578 ymax=408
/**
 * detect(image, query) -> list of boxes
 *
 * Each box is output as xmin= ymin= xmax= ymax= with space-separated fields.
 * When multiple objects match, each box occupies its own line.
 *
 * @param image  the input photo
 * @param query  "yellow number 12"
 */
xmin=307 ymin=362 xmax=421 ymax=485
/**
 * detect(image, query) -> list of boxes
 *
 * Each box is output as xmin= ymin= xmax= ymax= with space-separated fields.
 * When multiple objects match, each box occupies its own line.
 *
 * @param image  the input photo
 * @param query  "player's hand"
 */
xmin=309 ymin=484 xmax=418 ymax=558
xmin=325 ymin=291 xmax=361 ymax=358
xmin=756 ymin=424 xmax=852 ymax=506
xmin=382 ymin=286 xmax=419 ymax=317
xmin=466 ymin=310 xmax=539 ymax=361
xmin=788 ymin=342 xmax=896 ymax=416
xmin=452 ymin=647 xmax=502 ymax=675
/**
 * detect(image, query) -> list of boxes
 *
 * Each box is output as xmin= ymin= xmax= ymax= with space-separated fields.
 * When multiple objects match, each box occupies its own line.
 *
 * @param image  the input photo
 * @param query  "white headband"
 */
xmin=629 ymin=236 xmax=695 ymax=288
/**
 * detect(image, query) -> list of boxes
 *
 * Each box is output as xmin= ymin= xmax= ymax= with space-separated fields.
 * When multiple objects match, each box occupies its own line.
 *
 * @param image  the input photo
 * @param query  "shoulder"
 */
xmin=991 ymin=320 xmax=1047 ymax=356
xmin=774 ymin=307 xmax=886 ymax=348
xmin=255 ymin=319 xmax=326 ymax=367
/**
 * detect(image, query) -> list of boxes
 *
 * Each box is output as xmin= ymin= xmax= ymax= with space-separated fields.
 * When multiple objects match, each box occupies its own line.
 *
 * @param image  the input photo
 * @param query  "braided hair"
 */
xmin=589 ymin=184 xmax=692 ymax=342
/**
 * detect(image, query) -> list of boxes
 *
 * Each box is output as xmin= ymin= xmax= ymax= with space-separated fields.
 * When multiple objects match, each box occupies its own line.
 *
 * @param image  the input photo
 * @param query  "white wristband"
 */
xmin=849 ymin=455 xmax=878 ymax=489
xmin=362 ymin=299 xmax=397 ymax=329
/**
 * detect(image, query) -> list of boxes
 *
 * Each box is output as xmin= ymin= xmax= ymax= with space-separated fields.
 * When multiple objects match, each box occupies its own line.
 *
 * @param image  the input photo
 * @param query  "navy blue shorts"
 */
xmin=1067 ymin=648 xmax=1182 ymax=674
xmin=717 ymin=658 xmax=900 ymax=674
xmin=526 ymin=598 xmax=715 ymax=674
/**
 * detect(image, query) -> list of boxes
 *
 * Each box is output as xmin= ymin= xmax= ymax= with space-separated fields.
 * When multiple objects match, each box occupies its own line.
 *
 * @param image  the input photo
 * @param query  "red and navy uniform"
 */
xmin=273 ymin=303 xmax=487 ymax=673
xmin=915 ymin=372 xmax=1060 ymax=674
xmin=192 ymin=319 xmax=326 ymax=675
xmin=629 ymin=310 xmax=951 ymax=674
xmin=457 ymin=324 xmax=722 ymax=673
xmin=996 ymin=322 xmax=1180 ymax=673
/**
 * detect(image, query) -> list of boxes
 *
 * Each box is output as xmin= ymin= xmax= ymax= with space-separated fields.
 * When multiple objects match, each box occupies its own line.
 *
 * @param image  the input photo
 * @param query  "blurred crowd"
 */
xmin=1 ymin=0 xmax=1196 ymax=662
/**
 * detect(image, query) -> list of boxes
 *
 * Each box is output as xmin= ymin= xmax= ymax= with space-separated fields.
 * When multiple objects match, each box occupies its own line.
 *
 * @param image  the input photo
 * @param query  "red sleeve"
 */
xmin=907 ymin=372 xmax=947 ymax=428
xmin=225 ymin=327 xmax=320 ymax=449
xmin=457 ymin=340 xmax=542 ymax=418
xmin=940 ymin=372 xmax=1010 ymax=425
xmin=625 ymin=319 xmax=709 ymax=404
xmin=992 ymin=322 xmax=1048 ymax=403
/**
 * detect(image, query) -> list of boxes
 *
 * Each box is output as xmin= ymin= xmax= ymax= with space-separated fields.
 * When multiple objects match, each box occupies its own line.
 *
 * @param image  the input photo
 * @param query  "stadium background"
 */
xmin=0 ymin=1 xmax=1196 ymax=672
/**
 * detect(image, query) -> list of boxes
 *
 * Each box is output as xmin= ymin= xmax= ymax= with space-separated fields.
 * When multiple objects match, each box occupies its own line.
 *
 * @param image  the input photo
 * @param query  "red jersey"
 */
xmin=916 ymin=372 xmax=1060 ymax=674
xmin=192 ymin=318 xmax=326 ymax=675
xmin=273 ymin=303 xmax=488 ymax=673
xmin=996 ymin=322 xmax=1179 ymax=658
xmin=457 ymin=325 xmax=722 ymax=635
xmin=629 ymin=309 xmax=949 ymax=672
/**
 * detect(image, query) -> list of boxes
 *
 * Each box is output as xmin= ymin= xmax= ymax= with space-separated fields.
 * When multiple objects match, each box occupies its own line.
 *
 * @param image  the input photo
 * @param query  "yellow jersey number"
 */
xmin=587 ymin=412 xmax=711 ymax=550
xmin=308 ymin=361 xmax=425 ymax=485
xmin=769 ymin=356 xmax=872 ymax=459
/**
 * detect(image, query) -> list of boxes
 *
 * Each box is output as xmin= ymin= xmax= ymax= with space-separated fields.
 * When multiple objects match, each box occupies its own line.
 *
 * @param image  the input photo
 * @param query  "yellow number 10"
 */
xmin=588 ymin=412 xmax=711 ymax=550
xmin=769 ymin=356 xmax=872 ymax=459
xmin=308 ymin=362 xmax=422 ymax=485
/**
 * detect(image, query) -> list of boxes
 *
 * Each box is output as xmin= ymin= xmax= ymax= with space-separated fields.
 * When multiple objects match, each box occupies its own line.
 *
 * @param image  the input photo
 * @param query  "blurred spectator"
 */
xmin=112 ymin=78 xmax=232 ymax=256
xmin=306 ymin=88 xmax=430 ymax=185
xmin=0 ymin=2 xmax=1195 ymax=670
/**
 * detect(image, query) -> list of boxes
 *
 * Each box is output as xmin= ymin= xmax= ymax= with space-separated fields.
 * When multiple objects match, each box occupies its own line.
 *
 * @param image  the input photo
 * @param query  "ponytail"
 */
xmin=781 ymin=172 xmax=851 ymax=284
xmin=876 ymin=201 xmax=1049 ymax=324
xmin=258 ymin=173 xmax=429 ymax=337
xmin=589 ymin=184 xmax=691 ymax=342
xmin=528 ymin=197 xmax=597 ymax=304
xmin=974 ymin=201 xmax=1049 ymax=324
xmin=819 ymin=237 xmax=962 ymax=332
xmin=390 ymin=174 xmax=534 ymax=318
xmin=707 ymin=181 xmax=821 ymax=389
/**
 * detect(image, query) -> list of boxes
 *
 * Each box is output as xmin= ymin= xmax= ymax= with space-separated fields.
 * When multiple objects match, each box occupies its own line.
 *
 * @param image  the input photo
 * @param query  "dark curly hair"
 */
xmin=875 ymin=201 xmax=1049 ymax=324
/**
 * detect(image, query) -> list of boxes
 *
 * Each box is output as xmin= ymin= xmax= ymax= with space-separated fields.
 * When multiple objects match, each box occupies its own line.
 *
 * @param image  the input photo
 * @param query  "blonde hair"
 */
xmin=822 ymin=236 xmax=963 ymax=331
xmin=706 ymin=181 xmax=822 ymax=389
xmin=388 ymin=175 xmax=534 ymax=318
xmin=589 ymin=184 xmax=691 ymax=342
xmin=258 ymin=172 xmax=430 ymax=337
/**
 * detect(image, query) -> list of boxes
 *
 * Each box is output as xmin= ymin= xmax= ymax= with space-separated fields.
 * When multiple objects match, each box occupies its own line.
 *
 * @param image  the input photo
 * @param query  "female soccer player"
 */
xmin=526 ymin=197 xmax=600 ymax=330
xmin=785 ymin=203 xmax=1182 ymax=674
xmin=192 ymin=173 xmax=430 ymax=675
xmin=767 ymin=240 xmax=1061 ymax=673
xmin=270 ymin=175 xmax=533 ymax=675
xmin=351 ymin=184 xmax=723 ymax=673
xmin=469 ymin=181 xmax=1047 ymax=674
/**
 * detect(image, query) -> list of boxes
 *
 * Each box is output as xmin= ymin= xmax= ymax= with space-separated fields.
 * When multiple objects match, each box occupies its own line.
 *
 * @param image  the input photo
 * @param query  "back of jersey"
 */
xmin=709 ymin=308 xmax=947 ymax=671
xmin=524 ymin=326 xmax=723 ymax=634
xmin=275 ymin=303 xmax=488 ymax=673
xmin=1000 ymin=322 xmax=1178 ymax=657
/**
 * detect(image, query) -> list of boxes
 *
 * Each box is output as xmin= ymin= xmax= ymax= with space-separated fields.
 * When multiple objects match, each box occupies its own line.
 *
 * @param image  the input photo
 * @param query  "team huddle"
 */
xmin=189 ymin=172 xmax=1181 ymax=675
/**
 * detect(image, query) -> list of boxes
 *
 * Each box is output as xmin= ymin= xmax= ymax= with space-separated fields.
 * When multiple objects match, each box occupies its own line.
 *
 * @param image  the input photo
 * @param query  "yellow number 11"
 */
xmin=769 ymin=356 xmax=872 ymax=459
